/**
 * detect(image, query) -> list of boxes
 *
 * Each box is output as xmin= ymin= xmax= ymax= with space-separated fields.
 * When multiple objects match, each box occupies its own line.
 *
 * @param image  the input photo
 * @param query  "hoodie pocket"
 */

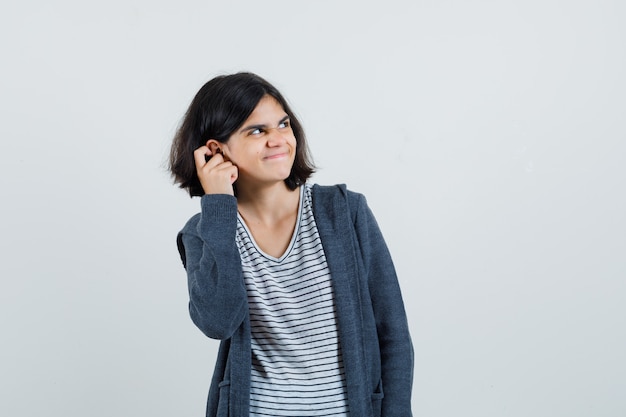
xmin=371 ymin=381 xmax=384 ymax=417
xmin=216 ymin=380 xmax=230 ymax=417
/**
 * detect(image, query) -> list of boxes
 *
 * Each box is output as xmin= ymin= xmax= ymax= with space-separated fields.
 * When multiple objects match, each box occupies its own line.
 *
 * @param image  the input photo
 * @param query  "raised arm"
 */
xmin=177 ymin=194 xmax=248 ymax=340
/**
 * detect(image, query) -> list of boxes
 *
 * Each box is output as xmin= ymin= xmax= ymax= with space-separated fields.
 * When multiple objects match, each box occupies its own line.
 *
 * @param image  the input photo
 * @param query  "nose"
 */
xmin=266 ymin=127 xmax=288 ymax=146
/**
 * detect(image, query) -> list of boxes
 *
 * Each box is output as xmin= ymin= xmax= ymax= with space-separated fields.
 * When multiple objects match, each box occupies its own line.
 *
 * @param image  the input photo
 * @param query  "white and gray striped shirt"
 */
xmin=236 ymin=184 xmax=349 ymax=417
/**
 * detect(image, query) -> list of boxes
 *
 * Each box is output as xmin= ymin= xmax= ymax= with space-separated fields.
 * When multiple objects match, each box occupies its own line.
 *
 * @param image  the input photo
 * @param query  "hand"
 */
xmin=193 ymin=146 xmax=238 ymax=195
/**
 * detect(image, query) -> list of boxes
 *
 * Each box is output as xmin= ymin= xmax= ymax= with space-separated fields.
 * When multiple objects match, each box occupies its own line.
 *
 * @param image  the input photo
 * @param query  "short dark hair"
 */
xmin=169 ymin=72 xmax=315 ymax=197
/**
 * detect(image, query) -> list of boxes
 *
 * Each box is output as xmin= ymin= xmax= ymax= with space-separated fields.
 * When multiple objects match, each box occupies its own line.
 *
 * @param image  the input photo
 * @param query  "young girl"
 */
xmin=169 ymin=72 xmax=413 ymax=417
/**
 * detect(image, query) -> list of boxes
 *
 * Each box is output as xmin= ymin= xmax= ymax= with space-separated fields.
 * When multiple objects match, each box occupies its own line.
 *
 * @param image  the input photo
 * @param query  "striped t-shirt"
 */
xmin=235 ymin=184 xmax=349 ymax=416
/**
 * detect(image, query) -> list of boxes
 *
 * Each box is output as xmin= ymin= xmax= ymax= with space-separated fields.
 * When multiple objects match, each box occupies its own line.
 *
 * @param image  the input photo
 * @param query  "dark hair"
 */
xmin=169 ymin=72 xmax=315 ymax=197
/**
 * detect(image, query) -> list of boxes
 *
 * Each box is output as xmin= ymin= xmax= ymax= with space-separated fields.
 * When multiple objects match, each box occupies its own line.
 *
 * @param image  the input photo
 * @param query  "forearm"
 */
xmin=379 ymin=320 xmax=414 ymax=415
xmin=353 ymin=193 xmax=414 ymax=414
xmin=181 ymin=194 xmax=248 ymax=339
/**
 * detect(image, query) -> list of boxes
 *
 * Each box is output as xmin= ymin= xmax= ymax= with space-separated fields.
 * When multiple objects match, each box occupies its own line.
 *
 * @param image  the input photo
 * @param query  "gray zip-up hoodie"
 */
xmin=177 ymin=184 xmax=413 ymax=416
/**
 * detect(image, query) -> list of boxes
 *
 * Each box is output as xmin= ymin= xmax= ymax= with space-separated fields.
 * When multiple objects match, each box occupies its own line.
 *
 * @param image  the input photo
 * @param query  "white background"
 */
xmin=1 ymin=1 xmax=624 ymax=416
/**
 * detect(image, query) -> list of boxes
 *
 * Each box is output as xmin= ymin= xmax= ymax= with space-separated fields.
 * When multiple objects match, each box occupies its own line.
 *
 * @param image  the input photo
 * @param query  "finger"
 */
xmin=229 ymin=166 xmax=238 ymax=184
xmin=205 ymin=152 xmax=224 ymax=167
xmin=193 ymin=146 xmax=211 ymax=169
xmin=215 ymin=163 xmax=238 ymax=184
xmin=207 ymin=161 xmax=237 ymax=181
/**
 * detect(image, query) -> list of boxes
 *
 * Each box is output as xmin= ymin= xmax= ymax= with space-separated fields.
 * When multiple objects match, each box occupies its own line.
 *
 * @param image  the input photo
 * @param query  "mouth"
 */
xmin=263 ymin=152 xmax=289 ymax=160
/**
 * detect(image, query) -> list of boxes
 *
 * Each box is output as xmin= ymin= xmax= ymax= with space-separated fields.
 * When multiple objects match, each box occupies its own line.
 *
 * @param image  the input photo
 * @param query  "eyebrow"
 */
xmin=239 ymin=115 xmax=290 ymax=133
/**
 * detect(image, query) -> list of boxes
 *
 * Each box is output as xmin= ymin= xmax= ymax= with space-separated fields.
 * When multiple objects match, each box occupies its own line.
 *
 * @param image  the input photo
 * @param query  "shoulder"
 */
xmin=311 ymin=183 xmax=365 ymax=204
xmin=310 ymin=183 xmax=368 ymax=222
xmin=180 ymin=212 xmax=202 ymax=236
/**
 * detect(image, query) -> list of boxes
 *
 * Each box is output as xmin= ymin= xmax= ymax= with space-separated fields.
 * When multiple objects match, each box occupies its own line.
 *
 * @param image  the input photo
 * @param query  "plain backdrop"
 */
xmin=1 ymin=1 xmax=624 ymax=416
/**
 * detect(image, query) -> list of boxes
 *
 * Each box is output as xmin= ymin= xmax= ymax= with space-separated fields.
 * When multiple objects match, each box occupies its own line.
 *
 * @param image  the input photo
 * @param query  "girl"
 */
xmin=169 ymin=72 xmax=413 ymax=416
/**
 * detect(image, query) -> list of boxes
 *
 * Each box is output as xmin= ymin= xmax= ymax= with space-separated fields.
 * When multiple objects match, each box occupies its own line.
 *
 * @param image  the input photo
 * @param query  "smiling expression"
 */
xmin=222 ymin=95 xmax=297 ymax=187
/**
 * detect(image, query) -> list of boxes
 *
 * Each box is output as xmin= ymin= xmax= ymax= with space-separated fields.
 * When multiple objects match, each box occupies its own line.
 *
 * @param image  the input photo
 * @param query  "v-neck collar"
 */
xmin=236 ymin=185 xmax=304 ymax=262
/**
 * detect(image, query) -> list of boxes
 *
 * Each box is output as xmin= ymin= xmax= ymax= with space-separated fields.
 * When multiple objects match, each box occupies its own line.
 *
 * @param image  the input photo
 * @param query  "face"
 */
xmin=222 ymin=95 xmax=297 ymax=187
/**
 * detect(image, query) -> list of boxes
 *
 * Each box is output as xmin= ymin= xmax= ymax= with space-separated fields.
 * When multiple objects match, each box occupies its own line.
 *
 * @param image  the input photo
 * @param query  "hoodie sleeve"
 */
xmin=177 ymin=194 xmax=248 ymax=340
xmin=351 ymin=192 xmax=414 ymax=416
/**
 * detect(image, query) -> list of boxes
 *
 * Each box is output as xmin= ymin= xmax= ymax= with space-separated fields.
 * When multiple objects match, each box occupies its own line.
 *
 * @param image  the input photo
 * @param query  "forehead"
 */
xmin=245 ymin=95 xmax=287 ymax=122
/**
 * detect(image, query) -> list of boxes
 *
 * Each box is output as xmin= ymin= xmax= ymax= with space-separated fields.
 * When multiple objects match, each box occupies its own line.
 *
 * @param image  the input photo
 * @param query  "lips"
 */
xmin=263 ymin=151 xmax=289 ymax=160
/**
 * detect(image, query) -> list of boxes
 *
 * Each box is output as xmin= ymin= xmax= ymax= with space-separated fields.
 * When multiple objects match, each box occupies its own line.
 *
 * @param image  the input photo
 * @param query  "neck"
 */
xmin=236 ymin=181 xmax=300 ymax=225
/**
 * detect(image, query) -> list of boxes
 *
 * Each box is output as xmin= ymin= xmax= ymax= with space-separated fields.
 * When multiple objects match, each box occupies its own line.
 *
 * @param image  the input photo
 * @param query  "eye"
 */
xmin=278 ymin=119 xmax=290 ymax=129
xmin=249 ymin=128 xmax=264 ymax=136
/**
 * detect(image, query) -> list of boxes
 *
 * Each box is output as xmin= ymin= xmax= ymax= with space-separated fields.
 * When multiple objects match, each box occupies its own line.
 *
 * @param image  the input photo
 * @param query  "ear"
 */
xmin=205 ymin=139 xmax=222 ymax=155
